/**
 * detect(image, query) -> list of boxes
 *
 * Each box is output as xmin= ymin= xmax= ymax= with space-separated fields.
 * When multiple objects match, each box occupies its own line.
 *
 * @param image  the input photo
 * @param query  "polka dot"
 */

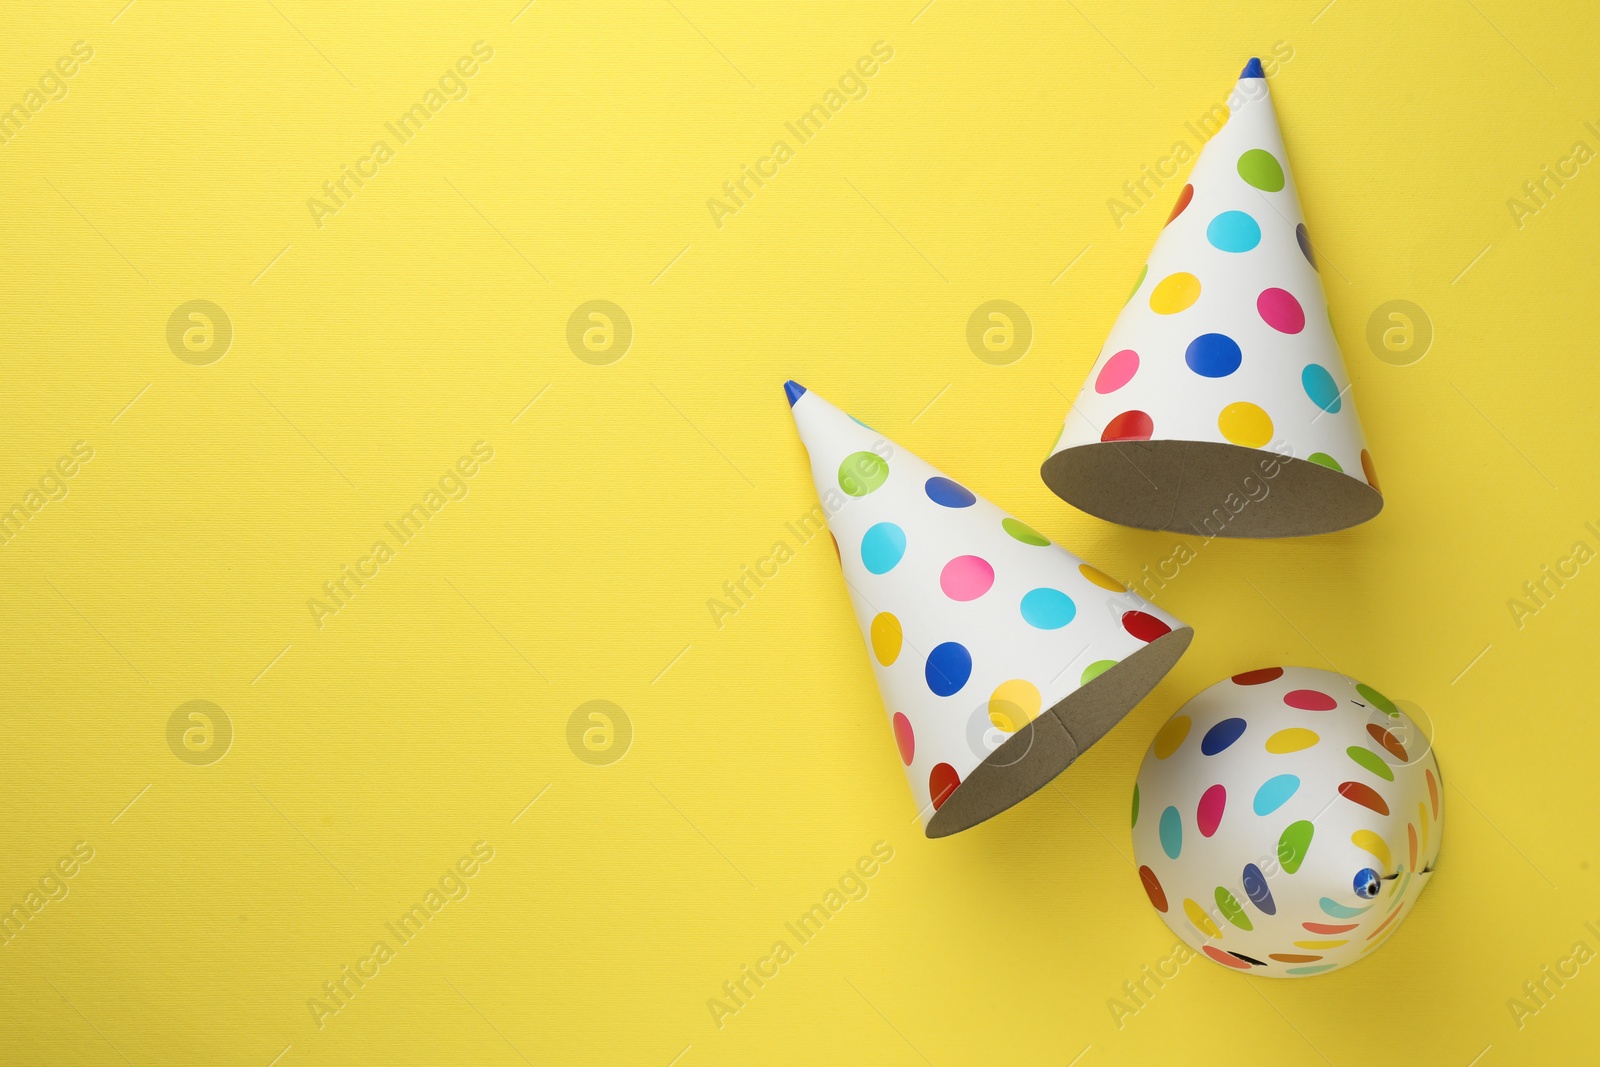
xmin=1166 ymin=183 xmax=1194 ymax=225
xmin=1303 ymin=921 xmax=1358 ymax=935
xmin=1184 ymin=898 xmax=1220 ymax=939
xmin=1149 ymin=272 xmax=1201 ymax=314
xmin=1126 ymin=264 xmax=1147 ymax=305
xmin=1284 ymin=689 xmax=1337 ymax=711
xmin=1185 ymin=333 xmax=1242 ymax=378
xmin=860 ymin=523 xmax=906 ymax=574
xmin=1132 ymin=784 xmax=1140 ymax=827
xmin=870 ymin=612 xmax=902 ymax=665
xmin=989 ymin=679 xmax=1041 ymax=732
xmin=1218 ymin=401 xmax=1273 ymax=447
xmin=1237 ymin=148 xmax=1285 ymax=191
xmin=940 ymin=555 xmax=995 ymax=601
xmin=1102 ymin=410 xmax=1154 ymax=442
xmin=1287 ymin=964 xmax=1338 ymax=976
xmin=1233 ymin=666 xmax=1283 ymax=685
xmin=1257 ymin=288 xmax=1305 ymax=333
xmin=1153 ymin=715 xmax=1190 ymax=759
xmin=1201 ymin=718 xmax=1247 ymax=755
xmin=1346 ymin=745 xmax=1394 ymax=782
xmin=925 ymin=642 xmax=972 ymax=696
xmin=1301 ymin=364 xmax=1342 ymax=412
xmin=1197 ymin=785 xmax=1226 ymax=837
xmin=1139 ymin=865 xmax=1168 ymax=912
xmin=1308 ymin=452 xmax=1342 ymax=472
xmin=1367 ymin=723 xmax=1408 ymax=762
xmin=1278 ymin=820 xmax=1314 ymax=873
xmin=924 ymin=476 xmax=975 ymax=508
xmin=1122 ymin=610 xmax=1171 ymax=642
xmin=1020 ymin=588 xmax=1076 ymax=629
xmin=1095 ymin=349 xmax=1140 ymax=393
xmin=1296 ymin=223 xmax=1317 ymax=269
xmin=1254 ymin=774 xmax=1301 ymax=815
xmin=1082 ymin=659 xmax=1117 ymax=684
xmin=1203 ymin=946 xmax=1250 ymax=970
xmin=1079 ymin=563 xmax=1125 ymax=591
xmin=1001 ymin=517 xmax=1049 ymax=546
xmin=1243 ymin=863 xmax=1276 ymax=915
xmin=1159 ymin=806 xmax=1183 ymax=859
xmin=1427 ymin=768 xmax=1439 ymax=818
xmin=1271 ymin=953 xmax=1322 ymax=963
xmin=838 ymin=451 xmax=888 ymax=496
xmin=1357 ymin=683 xmax=1398 ymax=716
xmin=1206 ymin=210 xmax=1261 ymax=252
xmin=1214 ymin=886 xmax=1252 ymax=930
xmin=1361 ymin=449 xmax=1381 ymax=492
xmin=1338 ymin=781 xmax=1390 ymax=816
xmin=892 ymin=712 xmax=914 ymax=764
xmin=1266 ymin=728 xmax=1320 ymax=754
xmin=1352 ymin=829 xmax=1391 ymax=869
xmin=929 ymin=763 xmax=960 ymax=809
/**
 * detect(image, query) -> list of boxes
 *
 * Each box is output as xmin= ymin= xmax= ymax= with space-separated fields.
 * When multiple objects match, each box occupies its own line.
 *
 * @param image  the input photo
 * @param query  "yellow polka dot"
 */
xmin=1184 ymin=898 xmax=1221 ymax=939
xmin=1149 ymin=272 xmax=1201 ymax=314
xmin=1352 ymin=829 xmax=1391 ymax=870
xmin=989 ymin=679 xmax=1041 ymax=732
xmin=1153 ymin=715 xmax=1191 ymax=760
xmin=870 ymin=612 xmax=901 ymax=666
xmin=1266 ymin=728 xmax=1319 ymax=753
xmin=1079 ymin=563 xmax=1126 ymax=592
xmin=1218 ymin=401 xmax=1273 ymax=447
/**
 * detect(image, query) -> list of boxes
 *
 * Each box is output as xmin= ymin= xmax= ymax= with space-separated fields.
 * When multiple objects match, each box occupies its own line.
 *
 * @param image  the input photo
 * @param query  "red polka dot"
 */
xmin=1203 ymin=945 xmax=1252 ymax=969
xmin=1139 ymin=865 xmax=1168 ymax=912
xmin=1232 ymin=667 xmax=1283 ymax=685
xmin=1257 ymin=288 xmax=1305 ymax=334
xmin=1197 ymin=784 xmax=1226 ymax=837
xmin=1166 ymin=183 xmax=1194 ymax=225
xmin=1284 ymin=689 xmax=1338 ymax=711
xmin=893 ymin=712 xmax=915 ymax=765
xmin=929 ymin=763 xmax=960 ymax=810
xmin=1122 ymin=610 xmax=1171 ymax=642
xmin=1101 ymin=410 xmax=1153 ymax=442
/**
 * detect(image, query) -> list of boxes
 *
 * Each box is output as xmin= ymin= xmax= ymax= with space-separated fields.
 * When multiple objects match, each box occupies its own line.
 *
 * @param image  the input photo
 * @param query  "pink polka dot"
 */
xmin=1284 ymin=689 xmax=1338 ymax=711
xmin=1095 ymin=349 xmax=1140 ymax=393
xmin=1197 ymin=784 xmax=1226 ymax=837
xmin=940 ymin=555 xmax=995 ymax=601
xmin=892 ymin=712 xmax=914 ymax=765
xmin=1257 ymin=288 xmax=1305 ymax=334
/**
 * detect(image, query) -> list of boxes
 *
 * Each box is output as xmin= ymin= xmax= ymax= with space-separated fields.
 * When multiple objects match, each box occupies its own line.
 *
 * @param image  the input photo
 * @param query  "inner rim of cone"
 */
xmin=1040 ymin=440 xmax=1383 ymax=538
xmin=925 ymin=625 xmax=1194 ymax=838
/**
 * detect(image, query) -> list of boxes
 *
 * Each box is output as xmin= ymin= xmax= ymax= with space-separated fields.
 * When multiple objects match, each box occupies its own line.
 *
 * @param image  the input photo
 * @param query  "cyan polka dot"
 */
xmin=859 ymin=522 xmax=906 ymax=574
xmin=1206 ymin=211 xmax=1261 ymax=253
xmin=1019 ymin=588 xmax=1076 ymax=630
xmin=925 ymin=642 xmax=972 ymax=696
xmin=1301 ymin=364 xmax=1342 ymax=413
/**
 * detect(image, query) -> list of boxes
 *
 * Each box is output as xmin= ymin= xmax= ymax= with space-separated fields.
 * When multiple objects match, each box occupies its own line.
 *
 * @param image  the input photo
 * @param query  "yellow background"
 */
xmin=3 ymin=1 xmax=1597 ymax=1063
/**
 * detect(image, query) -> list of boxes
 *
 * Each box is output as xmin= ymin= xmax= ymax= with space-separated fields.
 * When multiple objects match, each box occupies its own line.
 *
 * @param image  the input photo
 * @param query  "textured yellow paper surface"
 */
xmin=2 ymin=2 xmax=1596 ymax=1063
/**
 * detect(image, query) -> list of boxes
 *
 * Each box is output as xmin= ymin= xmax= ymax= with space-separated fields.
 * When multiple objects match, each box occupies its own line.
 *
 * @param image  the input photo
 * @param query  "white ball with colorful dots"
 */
xmin=1043 ymin=58 xmax=1383 ymax=537
xmin=1131 ymin=667 xmax=1443 ymax=976
xmin=785 ymin=381 xmax=1193 ymax=837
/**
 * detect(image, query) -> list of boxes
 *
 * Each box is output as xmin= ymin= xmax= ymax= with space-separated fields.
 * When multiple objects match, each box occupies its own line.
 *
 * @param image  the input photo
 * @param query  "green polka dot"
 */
xmin=1308 ymin=452 xmax=1342 ymax=472
xmin=838 ymin=452 xmax=888 ymax=496
xmin=1082 ymin=658 xmax=1117 ymax=684
xmin=1132 ymin=784 xmax=1140 ymax=827
xmin=1215 ymin=886 xmax=1253 ymax=931
xmin=1126 ymin=264 xmax=1147 ymax=305
xmin=1002 ymin=517 xmax=1049 ymax=546
xmin=1356 ymin=682 xmax=1398 ymax=716
xmin=1238 ymin=148 xmax=1285 ymax=192
xmin=1346 ymin=745 xmax=1395 ymax=782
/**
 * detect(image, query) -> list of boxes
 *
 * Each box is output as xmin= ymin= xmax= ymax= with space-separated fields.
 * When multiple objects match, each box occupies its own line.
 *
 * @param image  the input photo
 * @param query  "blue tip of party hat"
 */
xmin=1240 ymin=57 xmax=1264 ymax=79
xmin=783 ymin=380 xmax=807 ymax=407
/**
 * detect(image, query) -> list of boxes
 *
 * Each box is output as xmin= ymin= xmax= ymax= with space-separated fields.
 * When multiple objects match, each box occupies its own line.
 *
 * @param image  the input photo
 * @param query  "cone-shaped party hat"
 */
xmin=1042 ymin=59 xmax=1382 ymax=537
xmin=787 ymin=381 xmax=1193 ymax=837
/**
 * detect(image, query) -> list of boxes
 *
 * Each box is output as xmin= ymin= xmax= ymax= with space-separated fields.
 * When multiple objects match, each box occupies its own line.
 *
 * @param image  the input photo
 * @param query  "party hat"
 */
xmin=1042 ymin=58 xmax=1383 ymax=537
xmin=786 ymin=381 xmax=1193 ymax=837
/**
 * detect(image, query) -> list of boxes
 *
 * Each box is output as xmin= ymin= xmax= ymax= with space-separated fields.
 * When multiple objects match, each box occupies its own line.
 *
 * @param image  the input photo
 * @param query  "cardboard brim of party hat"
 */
xmin=786 ymin=381 xmax=1192 ymax=837
xmin=1042 ymin=58 xmax=1383 ymax=538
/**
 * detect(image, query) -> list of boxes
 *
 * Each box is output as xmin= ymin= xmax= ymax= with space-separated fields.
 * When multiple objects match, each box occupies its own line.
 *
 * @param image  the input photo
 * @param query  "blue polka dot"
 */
xmin=1159 ymin=806 xmax=1182 ymax=859
xmin=1302 ymin=364 xmax=1342 ymax=412
xmin=924 ymin=642 xmax=972 ymax=696
xmin=1201 ymin=717 xmax=1247 ymax=754
xmin=1019 ymin=588 xmax=1076 ymax=629
xmin=1206 ymin=211 xmax=1261 ymax=252
xmin=924 ymin=476 xmax=976 ymax=508
xmin=860 ymin=523 xmax=906 ymax=574
xmin=1185 ymin=333 xmax=1242 ymax=378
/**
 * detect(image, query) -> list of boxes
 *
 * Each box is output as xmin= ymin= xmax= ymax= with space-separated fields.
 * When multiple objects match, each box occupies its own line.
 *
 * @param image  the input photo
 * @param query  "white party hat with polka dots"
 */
xmin=786 ymin=380 xmax=1193 ymax=837
xmin=1042 ymin=58 xmax=1383 ymax=537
